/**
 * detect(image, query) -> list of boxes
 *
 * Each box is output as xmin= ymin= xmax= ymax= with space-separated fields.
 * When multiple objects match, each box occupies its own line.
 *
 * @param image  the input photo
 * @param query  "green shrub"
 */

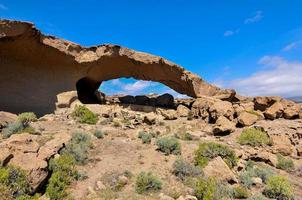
xmin=46 ymin=154 xmax=78 ymax=200
xmin=101 ymin=172 xmax=128 ymax=191
xmin=156 ymin=137 xmax=181 ymax=155
xmin=138 ymin=131 xmax=152 ymax=144
xmin=135 ymin=172 xmax=162 ymax=194
xmin=247 ymin=194 xmax=266 ymax=200
xmin=71 ymin=105 xmax=98 ymax=124
xmin=15 ymin=194 xmax=40 ymax=200
xmin=46 ymin=171 xmax=70 ymax=200
xmin=175 ymin=132 xmax=193 ymax=141
xmin=2 ymin=121 xmax=24 ymax=138
xmin=62 ymin=132 xmax=92 ymax=165
xmin=195 ymin=142 xmax=237 ymax=168
xmin=0 ymin=165 xmax=30 ymax=198
xmin=1 ymin=112 xmax=37 ymax=138
xmin=17 ymin=112 xmax=37 ymax=126
xmin=193 ymin=178 xmax=233 ymax=200
xmin=276 ymin=154 xmax=295 ymax=172
xmin=112 ymin=120 xmax=121 ymax=127
xmin=94 ymin=130 xmax=105 ymax=139
xmin=49 ymin=154 xmax=76 ymax=175
xmin=233 ymin=186 xmax=249 ymax=199
xmin=194 ymin=177 xmax=216 ymax=200
xmin=237 ymin=128 xmax=271 ymax=147
xmin=240 ymin=163 xmax=274 ymax=188
xmin=263 ymin=175 xmax=293 ymax=200
xmin=172 ymin=158 xmax=201 ymax=181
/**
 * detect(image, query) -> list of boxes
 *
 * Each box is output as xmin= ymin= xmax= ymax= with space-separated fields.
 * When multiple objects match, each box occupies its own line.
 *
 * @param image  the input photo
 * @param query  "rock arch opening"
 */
xmin=76 ymin=77 xmax=190 ymax=107
xmin=76 ymin=77 xmax=101 ymax=104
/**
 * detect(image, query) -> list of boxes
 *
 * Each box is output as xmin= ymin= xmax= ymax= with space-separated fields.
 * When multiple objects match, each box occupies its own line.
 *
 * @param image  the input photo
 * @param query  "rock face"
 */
xmin=203 ymin=156 xmax=238 ymax=183
xmin=0 ymin=132 xmax=71 ymax=192
xmin=0 ymin=20 xmax=223 ymax=116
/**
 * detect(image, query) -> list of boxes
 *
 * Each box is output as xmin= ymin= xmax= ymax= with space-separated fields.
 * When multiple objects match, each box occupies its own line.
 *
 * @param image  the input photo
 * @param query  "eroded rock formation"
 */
xmin=0 ymin=20 xmax=225 ymax=115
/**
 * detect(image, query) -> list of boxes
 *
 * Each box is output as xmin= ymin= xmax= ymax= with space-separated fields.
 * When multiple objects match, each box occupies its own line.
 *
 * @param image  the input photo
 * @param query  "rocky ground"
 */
xmin=0 ymin=92 xmax=302 ymax=200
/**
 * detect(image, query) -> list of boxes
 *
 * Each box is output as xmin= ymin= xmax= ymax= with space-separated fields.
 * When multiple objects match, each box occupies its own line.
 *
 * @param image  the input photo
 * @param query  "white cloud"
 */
xmin=282 ymin=40 xmax=302 ymax=51
xmin=227 ymin=56 xmax=302 ymax=97
xmin=224 ymin=30 xmax=234 ymax=37
xmin=0 ymin=3 xmax=7 ymax=10
xmin=244 ymin=10 xmax=263 ymax=24
xmin=122 ymin=80 xmax=157 ymax=94
xmin=223 ymin=29 xmax=239 ymax=37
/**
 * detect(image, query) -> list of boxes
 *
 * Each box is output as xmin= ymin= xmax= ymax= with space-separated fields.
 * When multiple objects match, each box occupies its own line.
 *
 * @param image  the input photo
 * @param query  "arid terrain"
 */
xmin=1 ymin=91 xmax=302 ymax=200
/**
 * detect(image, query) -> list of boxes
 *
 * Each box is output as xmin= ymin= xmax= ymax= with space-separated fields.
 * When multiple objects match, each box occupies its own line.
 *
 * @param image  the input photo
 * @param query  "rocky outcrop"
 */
xmin=0 ymin=20 xmax=224 ymax=116
xmin=203 ymin=156 xmax=238 ymax=183
xmin=0 ymin=111 xmax=17 ymax=130
xmin=0 ymin=132 xmax=71 ymax=192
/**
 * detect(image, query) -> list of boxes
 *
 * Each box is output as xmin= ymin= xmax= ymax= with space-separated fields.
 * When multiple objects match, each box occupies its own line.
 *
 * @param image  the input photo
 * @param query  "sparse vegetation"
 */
xmin=1 ymin=112 xmax=37 ymax=138
xmin=62 ymin=132 xmax=92 ymax=165
xmin=71 ymin=105 xmax=98 ymax=124
xmin=46 ymin=171 xmax=71 ymax=200
xmin=0 ymin=165 xmax=31 ymax=199
xmin=247 ymin=194 xmax=266 ymax=200
xmin=232 ymin=186 xmax=249 ymax=199
xmin=17 ymin=112 xmax=37 ymax=126
xmin=156 ymin=137 xmax=181 ymax=155
xmin=2 ymin=121 xmax=25 ymax=138
xmin=94 ymin=130 xmax=105 ymax=139
xmin=175 ymin=132 xmax=193 ymax=141
xmin=195 ymin=142 xmax=237 ymax=168
xmin=135 ymin=171 xmax=162 ymax=194
xmin=237 ymin=128 xmax=271 ymax=147
xmin=112 ymin=120 xmax=121 ymax=127
xmin=240 ymin=161 xmax=274 ymax=188
xmin=188 ymin=179 xmax=232 ymax=200
xmin=101 ymin=172 xmax=128 ymax=191
xmin=263 ymin=175 xmax=293 ymax=200
xmin=138 ymin=131 xmax=152 ymax=144
xmin=46 ymin=153 xmax=77 ymax=200
xmin=172 ymin=158 xmax=201 ymax=181
xmin=276 ymin=154 xmax=295 ymax=172
xmin=194 ymin=177 xmax=216 ymax=200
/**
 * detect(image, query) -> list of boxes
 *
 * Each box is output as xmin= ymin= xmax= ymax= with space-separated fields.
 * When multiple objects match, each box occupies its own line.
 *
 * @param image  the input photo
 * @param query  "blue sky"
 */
xmin=1 ymin=1 xmax=302 ymax=97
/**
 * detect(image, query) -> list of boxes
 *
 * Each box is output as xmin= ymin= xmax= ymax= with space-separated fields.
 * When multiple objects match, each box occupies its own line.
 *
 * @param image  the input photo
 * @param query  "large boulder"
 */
xmin=191 ymin=97 xmax=234 ymax=122
xmin=203 ymin=156 xmax=238 ymax=183
xmin=264 ymin=102 xmax=284 ymax=120
xmin=135 ymin=95 xmax=150 ymax=105
xmin=209 ymin=100 xmax=234 ymax=121
xmin=213 ymin=116 xmax=236 ymax=135
xmin=56 ymin=91 xmax=78 ymax=109
xmin=156 ymin=93 xmax=174 ymax=108
xmin=254 ymin=96 xmax=281 ymax=111
xmin=271 ymin=135 xmax=293 ymax=156
xmin=177 ymin=105 xmax=190 ymax=117
xmin=281 ymin=99 xmax=301 ymax=119
xmin=160 ymin=109 xmax=178 ymax=120
xmin=237 ymin=111 xmax=259 ymax=126
xmin=119 ymin=95 xmax=136 ymax=104
xmin=0 ymin=133 xmax=71 ymax=192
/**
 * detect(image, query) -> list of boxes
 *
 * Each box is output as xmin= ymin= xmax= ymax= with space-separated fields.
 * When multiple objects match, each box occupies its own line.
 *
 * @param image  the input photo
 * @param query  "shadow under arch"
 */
xmin=76 ymin=77 xmax=101 ymax=104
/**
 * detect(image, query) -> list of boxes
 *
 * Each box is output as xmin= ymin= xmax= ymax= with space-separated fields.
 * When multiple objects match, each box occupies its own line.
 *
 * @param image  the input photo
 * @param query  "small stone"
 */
xmin=95 ymin=181 xmax=106 ymax=191
xmin=251 ymin=177 xmax=263 ymax=186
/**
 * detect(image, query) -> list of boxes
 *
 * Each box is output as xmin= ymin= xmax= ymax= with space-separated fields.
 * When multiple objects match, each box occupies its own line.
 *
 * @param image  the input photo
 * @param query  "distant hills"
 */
xmin=288 ymin=96 xmax=302 ymax=103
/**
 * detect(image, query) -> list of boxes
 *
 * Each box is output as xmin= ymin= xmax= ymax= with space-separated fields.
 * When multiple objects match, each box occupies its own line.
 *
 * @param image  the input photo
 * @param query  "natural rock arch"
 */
xmin=0 ymin=20 xmax=225 ymax=116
